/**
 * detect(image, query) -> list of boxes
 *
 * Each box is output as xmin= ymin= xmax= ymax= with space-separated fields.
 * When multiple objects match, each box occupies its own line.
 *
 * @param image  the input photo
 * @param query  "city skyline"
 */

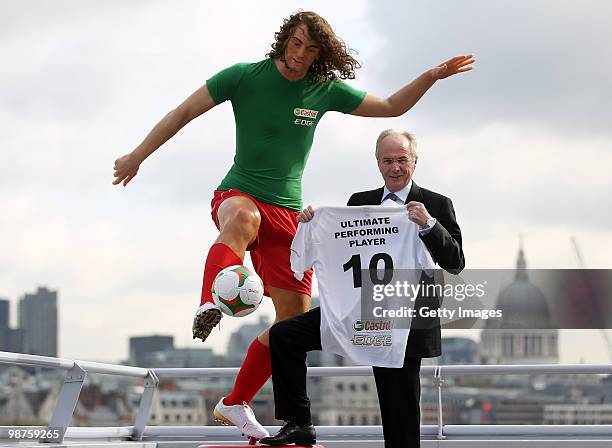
xmin=3 ymin=253 xmax=612 ymax=366
xmin=2 ymin=319 xmax=611 ymax=429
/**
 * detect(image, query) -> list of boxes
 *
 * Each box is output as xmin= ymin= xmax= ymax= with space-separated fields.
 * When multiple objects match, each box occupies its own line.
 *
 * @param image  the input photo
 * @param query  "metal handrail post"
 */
xmin=44 ymin=363 xmax=87 ymax=443
xmin=131 ymin=370 xmax=159 ymax=441
xmin=434 ymin=366 xmax=445 ymax=440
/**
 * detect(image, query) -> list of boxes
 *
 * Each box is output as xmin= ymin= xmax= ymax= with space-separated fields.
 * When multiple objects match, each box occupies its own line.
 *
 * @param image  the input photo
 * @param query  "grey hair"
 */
xmin=375 ymin=129 xmax=418 ymax=160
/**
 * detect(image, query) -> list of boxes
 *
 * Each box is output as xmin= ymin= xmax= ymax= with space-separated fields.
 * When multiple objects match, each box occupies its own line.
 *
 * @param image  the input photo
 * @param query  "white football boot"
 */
xmin=213 ymin=396 xmax=270 ymax=440
xmin=192 ymin=302 xmax=222 ymax=342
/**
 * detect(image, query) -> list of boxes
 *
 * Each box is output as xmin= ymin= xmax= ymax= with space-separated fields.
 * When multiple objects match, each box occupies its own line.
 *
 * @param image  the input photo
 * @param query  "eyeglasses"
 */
xmin=379 ymin=157 xmax=413 ymax=166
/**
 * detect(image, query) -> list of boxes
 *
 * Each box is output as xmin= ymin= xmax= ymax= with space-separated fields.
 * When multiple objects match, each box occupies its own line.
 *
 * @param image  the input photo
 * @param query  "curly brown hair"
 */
xmin=267 ymin=11 xmax=361 ymax=83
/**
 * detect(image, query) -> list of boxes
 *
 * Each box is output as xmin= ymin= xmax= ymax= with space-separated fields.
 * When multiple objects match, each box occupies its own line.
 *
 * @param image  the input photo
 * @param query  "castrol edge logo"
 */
xmin=294 ymin=108 xmax=319 ymax=119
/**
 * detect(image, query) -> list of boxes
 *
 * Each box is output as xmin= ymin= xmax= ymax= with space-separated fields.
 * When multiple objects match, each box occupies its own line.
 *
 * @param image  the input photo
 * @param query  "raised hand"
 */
xmin=431 ymin=55 xmax=475 ymax=80
xmin=112 ymin=153 xmax=142 ymax=187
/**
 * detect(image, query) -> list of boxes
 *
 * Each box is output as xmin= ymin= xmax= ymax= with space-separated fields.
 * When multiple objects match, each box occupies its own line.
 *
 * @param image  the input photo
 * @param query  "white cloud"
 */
xmin=366 ymin=0 xmax=612 ymax=135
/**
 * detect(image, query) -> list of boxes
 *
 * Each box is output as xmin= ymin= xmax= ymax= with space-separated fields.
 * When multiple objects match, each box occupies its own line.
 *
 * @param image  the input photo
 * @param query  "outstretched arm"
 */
xmin=112 ymin=84 xmax=216 ymax=186
xmin=351 ymin=55 xmax=474 ymax=118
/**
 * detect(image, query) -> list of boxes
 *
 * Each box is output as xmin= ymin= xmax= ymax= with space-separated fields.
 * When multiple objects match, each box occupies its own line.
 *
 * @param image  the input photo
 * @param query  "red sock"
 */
xmin=224 ymin=338 xmax=271 ymax=405
xmin=200 ymin=243 xmax=243 ymax=306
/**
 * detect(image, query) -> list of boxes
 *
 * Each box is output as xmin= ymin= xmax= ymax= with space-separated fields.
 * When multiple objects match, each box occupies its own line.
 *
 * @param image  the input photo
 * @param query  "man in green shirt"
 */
xmin=112 ymin=10 xmax=473 ymax=441
xmin=207 ymin=57 xmax=367 ymax=210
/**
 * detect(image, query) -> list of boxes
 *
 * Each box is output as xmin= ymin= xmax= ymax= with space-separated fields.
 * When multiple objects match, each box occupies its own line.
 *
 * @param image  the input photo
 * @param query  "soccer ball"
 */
xmin=212 ymin=265 xmax=264 ymax=317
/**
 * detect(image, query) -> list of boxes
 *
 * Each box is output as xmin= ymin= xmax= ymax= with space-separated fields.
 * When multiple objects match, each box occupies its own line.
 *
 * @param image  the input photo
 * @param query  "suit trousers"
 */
xmin=374 ymin=357 xmax=422 ymax=448
xmin=269 ymin=307 xmax=322 ymax=424
xmin=269 ymin=306 xmax=422 ymax=447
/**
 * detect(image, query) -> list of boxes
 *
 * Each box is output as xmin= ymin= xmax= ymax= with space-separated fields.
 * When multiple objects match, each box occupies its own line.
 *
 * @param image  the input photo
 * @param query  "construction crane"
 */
xmin=571 ymin=237 xmax=612 ymax=362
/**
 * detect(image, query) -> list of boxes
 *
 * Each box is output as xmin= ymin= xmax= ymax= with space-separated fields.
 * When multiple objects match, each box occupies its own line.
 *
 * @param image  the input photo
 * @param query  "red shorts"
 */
xmin=210 ymin=189 xmax=312 ymax=297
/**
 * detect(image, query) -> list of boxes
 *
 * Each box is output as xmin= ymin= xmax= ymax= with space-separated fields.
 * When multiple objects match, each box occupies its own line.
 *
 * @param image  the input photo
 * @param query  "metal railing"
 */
xmin=1 ymin=351 xmax=612 ymax=444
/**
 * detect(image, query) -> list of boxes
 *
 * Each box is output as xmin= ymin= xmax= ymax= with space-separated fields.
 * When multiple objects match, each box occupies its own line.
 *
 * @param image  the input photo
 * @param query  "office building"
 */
xmin=18 ymin=287 xmax=58 ymax=357
xmin=129 ymin=335 xmax=174 ymax=367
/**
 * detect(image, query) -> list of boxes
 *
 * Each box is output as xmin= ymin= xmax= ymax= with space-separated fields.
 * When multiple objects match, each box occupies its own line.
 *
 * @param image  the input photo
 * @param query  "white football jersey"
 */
xmin=291 ymin=206 xmax=436 ymax=368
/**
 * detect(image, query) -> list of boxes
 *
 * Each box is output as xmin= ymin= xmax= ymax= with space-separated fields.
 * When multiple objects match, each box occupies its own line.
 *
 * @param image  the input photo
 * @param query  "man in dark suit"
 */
xmin=260 ymin=129 xmax=464 ymax=447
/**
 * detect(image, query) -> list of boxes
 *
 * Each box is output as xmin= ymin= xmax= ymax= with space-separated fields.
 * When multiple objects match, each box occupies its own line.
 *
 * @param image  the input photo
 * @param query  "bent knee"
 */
xmin=218 ymin=197 xmax=260 ymax=225
xmin=271 ymin=318 xmax=301 ymax=339
xmin=224 ymin=207 xmax=260 ymax=230
xmin=233 ymin=207 xmax=260 ymax=225
xmin=219 ymin=207 xmax=260 ymax=242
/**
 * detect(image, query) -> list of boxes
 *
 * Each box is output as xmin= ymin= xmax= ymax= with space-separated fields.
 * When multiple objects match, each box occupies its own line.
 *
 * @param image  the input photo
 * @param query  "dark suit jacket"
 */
xmin=347 ymin=182 xmax=464 ymax=358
